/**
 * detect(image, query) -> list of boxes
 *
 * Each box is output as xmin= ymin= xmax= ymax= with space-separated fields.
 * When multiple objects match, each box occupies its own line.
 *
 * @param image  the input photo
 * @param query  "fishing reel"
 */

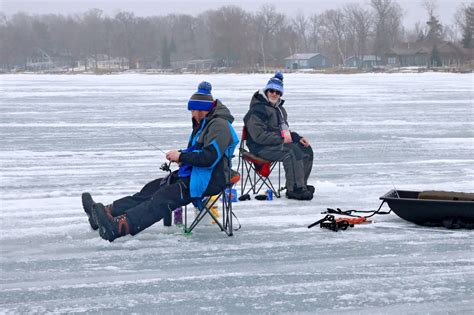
xmin=160 ymin=162 xmax=172 ymax=173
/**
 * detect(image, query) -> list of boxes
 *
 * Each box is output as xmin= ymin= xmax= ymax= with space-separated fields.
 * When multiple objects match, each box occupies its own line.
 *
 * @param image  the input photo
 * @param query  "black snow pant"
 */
xmin=254 ymin=142 xmax=313 ymax=191
xmin=110 ymin=172 xmax=192 ymax=235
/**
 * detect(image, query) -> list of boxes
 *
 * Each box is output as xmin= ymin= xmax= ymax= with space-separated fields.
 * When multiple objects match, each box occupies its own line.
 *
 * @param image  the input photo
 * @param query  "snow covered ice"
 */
xmin=1 ymin=73 xmax=473 ymax=313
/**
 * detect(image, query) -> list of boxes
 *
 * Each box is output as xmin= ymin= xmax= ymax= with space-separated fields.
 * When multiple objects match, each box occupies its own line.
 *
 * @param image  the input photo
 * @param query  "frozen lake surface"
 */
xmin=1 ymin=73 xmax=473 ymax=313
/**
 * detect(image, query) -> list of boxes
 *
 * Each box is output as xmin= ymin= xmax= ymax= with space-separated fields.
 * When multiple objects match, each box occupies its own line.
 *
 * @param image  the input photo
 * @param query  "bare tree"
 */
xmin=254 ymin=4 xmax=285 ymax=71
xmin=47 ymin=14 xmax=81 ymax=71
xmin=442 ymin=24 xmax=459 ymax=43
xmin=273 ymin=24 xmax=299 ymax=63
xmin=1 ymin=2 xmax=468 ymax=72
xmin=455 ymin=2 xmax=474 ymax=48
xmin=112 ymin=12 xmax=139 ymax=69
xmin=345 ymin=3 xmax=373 ymax=64
xmin=293 ymin=12 xmax=309 ymax=52
xmin=206 ymin=6 xmax=252 ymax=67
xmin=4 ymin=13 xmax=36 ymax=69
xmin=0 ymin=15 xmax=14 ymax=70
xmin=404 ymin=21 xmax=426 ymax=42
xmin=319 ymin=9 xmax=348 ymax=65
xmin=370 ymin=0 xmax=403 ymax=58
xmin=307 ymin=14 xmax=320 ymax=52
xmin=80 ymin=9 xmax=106 ymax=71
xmin=422 ymin=0 xmax=438 ymax=17
xmin=160 ymin=14 xmax=205 ymax=62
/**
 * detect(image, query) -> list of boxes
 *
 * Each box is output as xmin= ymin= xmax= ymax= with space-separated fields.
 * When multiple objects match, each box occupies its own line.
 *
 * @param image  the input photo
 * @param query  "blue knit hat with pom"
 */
xmin=264 ymin=71 xmax=284 ymax=95
xmin=188 ymin=81 xmax=214 ymax=111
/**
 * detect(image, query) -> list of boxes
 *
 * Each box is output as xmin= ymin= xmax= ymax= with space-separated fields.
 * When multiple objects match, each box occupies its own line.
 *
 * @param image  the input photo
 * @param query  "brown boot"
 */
xmin=93 ymin=203 xmax=130 ymax=242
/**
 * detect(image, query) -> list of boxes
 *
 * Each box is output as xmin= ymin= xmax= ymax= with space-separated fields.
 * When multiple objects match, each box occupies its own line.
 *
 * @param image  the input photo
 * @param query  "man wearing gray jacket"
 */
xmin=243 ymin=72 xmax=314 ymax=200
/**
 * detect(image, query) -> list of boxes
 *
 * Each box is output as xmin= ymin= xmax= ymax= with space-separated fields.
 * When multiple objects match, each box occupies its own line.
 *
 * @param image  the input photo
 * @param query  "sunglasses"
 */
xmin=267 ymin=89 xmax=282 ymax=96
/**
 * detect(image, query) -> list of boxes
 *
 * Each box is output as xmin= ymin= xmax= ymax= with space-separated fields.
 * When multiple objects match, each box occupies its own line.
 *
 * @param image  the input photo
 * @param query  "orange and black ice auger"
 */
xmin=308 ymin=201 xmax=391 ymax=231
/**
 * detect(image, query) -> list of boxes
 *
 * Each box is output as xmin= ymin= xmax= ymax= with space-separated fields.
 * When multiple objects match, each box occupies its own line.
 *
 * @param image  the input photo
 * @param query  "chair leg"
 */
xmin=239 ymin=159 xmax=282 ymax=199
xmin=277 ymin=162 xmax=281 ymax=198
xmin=223 ymin=186 xmax=233 ymax=236
xmin=251 ymin=162 xmax=280 ymax=197
xmin=221 ymin=193 xmax=226 ymax=228
xmin=228 ymin=192 xmax=233 ymax=236
xmin=185 ymin=207 xmax=208 ymax=233
xmin=240 ymin=159 xmax=244 ymax=196
xmin=252 ymin=169 xmax=256 ymax=194
xmin=184 ymin=191 xmax=234 ymax=236
xmin=184 ymin=204 xmax=188 ymax=230
xmin=241 ymin=161 xmax=257 ymax=197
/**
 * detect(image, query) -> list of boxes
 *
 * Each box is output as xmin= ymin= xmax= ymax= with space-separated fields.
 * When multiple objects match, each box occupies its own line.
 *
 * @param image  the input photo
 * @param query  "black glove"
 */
xmin=238 ymin=194 xmax=251 ymax=201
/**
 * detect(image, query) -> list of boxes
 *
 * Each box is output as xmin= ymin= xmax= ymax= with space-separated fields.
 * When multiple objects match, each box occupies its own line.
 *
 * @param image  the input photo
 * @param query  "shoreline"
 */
xmin=1 ymin=67 xmax=472 ymax=75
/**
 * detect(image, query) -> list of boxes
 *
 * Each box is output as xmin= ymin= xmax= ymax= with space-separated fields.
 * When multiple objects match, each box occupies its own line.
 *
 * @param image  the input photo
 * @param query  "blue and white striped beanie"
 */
xmin=188 ymin=81 xmax=214 ymax=111
xmin=264 ymin=71 xmax=284 ymax=95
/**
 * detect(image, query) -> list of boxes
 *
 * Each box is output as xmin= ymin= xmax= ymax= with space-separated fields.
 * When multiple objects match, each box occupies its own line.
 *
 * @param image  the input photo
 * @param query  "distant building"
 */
xmin=26 ymin=48 xmax=55 ymax=71
xmin=385 ymin=41 xmax=465 ymax=67
xmin=284 ymin=53 xmax=332 ymax=69
xmin=171 ymin=59 xmax=215 ymax=72
xmin=77 ymin=55 xmax=129 ymax=71
xmin=344 ymin=55 xmax=382 ymax=69
xmin=96 ymin=55 xmax=128 ymax=70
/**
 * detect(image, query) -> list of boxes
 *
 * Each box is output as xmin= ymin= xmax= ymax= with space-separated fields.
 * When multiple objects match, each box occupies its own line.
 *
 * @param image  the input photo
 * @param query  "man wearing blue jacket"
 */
xmin=82 ymin=82 xmax=239 ymax=242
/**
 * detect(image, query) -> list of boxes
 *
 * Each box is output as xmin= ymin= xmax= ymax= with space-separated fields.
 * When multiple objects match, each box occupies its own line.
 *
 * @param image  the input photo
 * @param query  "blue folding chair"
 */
xmin=184 ymin=170 xmax=240 ymax=236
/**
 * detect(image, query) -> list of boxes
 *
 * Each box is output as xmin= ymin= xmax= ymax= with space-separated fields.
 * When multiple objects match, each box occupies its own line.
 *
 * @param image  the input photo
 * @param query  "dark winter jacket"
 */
xmin=179 ymin=100 xmax=239 ymax=198
xmin=243 ymin=89 xmax=301 ymax=154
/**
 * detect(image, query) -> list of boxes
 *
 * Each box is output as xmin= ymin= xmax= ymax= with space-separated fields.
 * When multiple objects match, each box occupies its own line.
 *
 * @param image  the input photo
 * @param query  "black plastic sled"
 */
xmin=380 ymin=190 xmax=474 ymax=228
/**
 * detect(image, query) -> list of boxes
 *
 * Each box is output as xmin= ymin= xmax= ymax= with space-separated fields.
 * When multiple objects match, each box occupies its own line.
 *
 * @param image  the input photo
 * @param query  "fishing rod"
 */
xmin=131 ymin=131 xmax=167 ymax=155
xmin=131 ymin=132 xmax=172 ymax=173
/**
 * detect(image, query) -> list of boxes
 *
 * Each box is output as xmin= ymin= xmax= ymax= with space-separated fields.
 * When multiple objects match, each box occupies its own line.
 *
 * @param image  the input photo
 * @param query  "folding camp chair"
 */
xmin=184 ymin=170 xmax=240 ymax=236
xmin=238 ymin=126 xmax=282 ymax=198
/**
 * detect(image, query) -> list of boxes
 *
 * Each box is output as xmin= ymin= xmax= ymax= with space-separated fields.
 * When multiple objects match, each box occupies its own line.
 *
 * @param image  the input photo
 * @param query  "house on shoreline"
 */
xmin=344 ymin=55 xmax=383 ymax=69
xmin=284 ymin=53 xmax=332 ymax=70
xmin=384 ymin=40 xmax=466 ymax=67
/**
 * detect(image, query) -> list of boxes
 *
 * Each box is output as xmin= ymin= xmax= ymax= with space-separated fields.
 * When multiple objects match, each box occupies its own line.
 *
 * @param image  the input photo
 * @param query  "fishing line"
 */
xmin=131 ymin=132 xmax=173 ymax=172
xmin=131 ymin=131 xmax=167 ymax=155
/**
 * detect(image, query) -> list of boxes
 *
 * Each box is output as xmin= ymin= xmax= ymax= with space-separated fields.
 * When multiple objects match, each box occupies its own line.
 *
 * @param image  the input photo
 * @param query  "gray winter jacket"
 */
xmin=243 ymin=89 xmax=301 ymax=154
xmin=179 ymin=100 xmax=239 ymax=197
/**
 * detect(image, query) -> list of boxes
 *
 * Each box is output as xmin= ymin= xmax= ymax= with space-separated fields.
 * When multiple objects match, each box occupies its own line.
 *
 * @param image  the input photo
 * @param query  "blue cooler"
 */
xmin=225 ymin=188 xmax=238 ymax=202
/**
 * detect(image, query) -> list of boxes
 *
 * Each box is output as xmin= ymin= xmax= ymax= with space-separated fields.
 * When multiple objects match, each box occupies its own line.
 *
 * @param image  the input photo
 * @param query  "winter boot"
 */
xmin=286 ymin=187 xmax=313 ymax=200
xmin=82 ymin=192 xmax=99 ymax=230
xmin=93 ymin=203 xmax=130 ymax=242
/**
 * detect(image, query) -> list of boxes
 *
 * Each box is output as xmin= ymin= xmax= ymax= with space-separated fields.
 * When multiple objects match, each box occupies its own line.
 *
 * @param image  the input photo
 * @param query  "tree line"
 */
xmin=0 ymin=0 xmax=472 ymax=71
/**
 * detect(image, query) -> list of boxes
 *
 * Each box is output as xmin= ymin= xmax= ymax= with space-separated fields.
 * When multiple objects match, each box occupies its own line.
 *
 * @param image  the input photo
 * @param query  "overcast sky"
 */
xmin=1 ymin=0 xmax=464 ymax=27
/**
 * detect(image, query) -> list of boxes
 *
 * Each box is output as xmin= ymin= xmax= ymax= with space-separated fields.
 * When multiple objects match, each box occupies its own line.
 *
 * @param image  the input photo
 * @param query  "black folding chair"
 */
xmin=238 ymin=126 xmax=282 ymax=198
xmin=184 ymin=170 xmax=240 ymax=236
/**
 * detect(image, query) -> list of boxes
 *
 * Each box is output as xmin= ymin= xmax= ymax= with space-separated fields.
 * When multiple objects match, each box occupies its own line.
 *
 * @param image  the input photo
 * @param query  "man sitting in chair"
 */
xmin=81 ymin=81 xmax=239 ymax=242
xmin=243 ymin=72 xmax=314 ymax=200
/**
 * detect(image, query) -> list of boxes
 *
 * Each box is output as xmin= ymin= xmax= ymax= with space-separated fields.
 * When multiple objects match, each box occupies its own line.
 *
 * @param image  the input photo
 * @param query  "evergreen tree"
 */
xmin=426 ymin=15 xmax=442 ymax=41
